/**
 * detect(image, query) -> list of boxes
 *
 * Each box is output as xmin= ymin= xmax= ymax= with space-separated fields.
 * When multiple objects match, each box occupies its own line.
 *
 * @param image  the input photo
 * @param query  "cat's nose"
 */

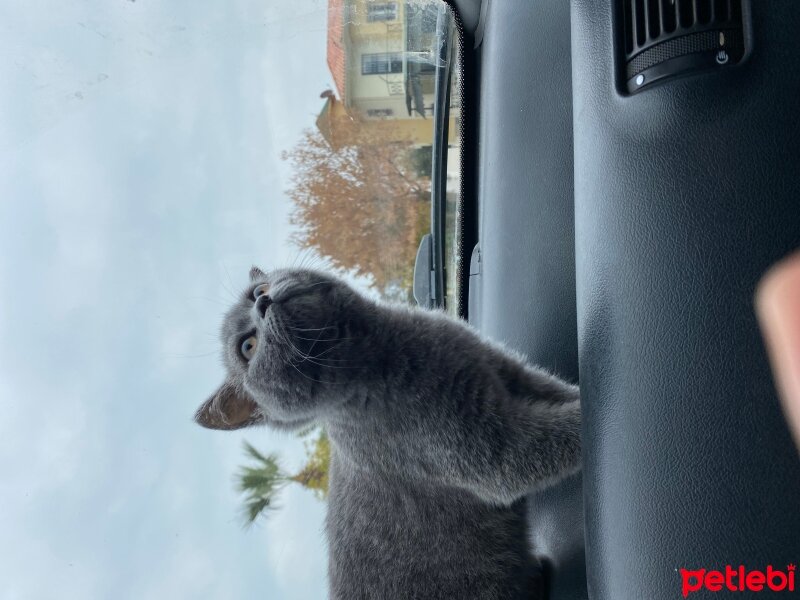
xmin=254 ymin=293 xmax=273 ymax=319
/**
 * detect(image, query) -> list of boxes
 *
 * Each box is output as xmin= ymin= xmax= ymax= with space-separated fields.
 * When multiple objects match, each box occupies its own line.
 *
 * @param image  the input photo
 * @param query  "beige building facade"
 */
xmin=323 ymin=0 xmax=457 ymax=147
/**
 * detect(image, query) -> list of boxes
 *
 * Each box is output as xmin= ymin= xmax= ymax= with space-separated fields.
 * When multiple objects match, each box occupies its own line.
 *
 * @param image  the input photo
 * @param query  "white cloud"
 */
xmin=0 ymin=0 xmax=335 ymax=598
xmin=136 ymin=542 xmax=244 ymax=600
xmin=0 ymin=535 xmax=102 ymax=600
xmin=264 ymin=485 xmax=329 ymax=600
xmin=155 ymin=320 xmax=220 ymax=374
xmin=0 ymin=378 xmax=103 ymax=600
xmin=259 ymin=5 xmax=329 ymax=181
xmin=0 ymin=379 xmax=90 ymax=498
xmin=32 ymin=131 xmax=116 ymax=318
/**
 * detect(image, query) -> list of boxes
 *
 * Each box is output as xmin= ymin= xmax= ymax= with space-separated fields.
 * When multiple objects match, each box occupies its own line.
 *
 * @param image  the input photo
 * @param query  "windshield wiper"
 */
xmin=413 ymin=6 xmax=454 ymax=310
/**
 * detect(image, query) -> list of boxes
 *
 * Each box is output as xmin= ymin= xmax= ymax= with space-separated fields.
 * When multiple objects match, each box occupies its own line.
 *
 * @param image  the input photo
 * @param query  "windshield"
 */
xmin=1 ymin=1 xmax=462 ymax=598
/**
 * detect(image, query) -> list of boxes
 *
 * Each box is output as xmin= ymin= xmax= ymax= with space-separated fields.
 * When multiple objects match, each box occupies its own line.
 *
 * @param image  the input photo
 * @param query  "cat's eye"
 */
xmin=253 ymin=284 xmax=270 ymax=300
xmin=240 ymin=335 xmax=258 ymax=361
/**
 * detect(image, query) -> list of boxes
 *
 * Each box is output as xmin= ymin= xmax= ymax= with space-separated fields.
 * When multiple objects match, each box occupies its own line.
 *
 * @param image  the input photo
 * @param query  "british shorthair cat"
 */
xmin=196 ymin=267 xmax=581 ymax=599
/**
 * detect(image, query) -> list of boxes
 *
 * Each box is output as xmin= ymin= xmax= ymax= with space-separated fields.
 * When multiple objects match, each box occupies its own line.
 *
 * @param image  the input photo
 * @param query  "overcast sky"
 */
xmin=0 ymin=1 xmax=338 ymax=598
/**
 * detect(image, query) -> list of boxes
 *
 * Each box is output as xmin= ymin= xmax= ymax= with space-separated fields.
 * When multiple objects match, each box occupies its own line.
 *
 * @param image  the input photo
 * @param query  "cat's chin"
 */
xmin=244 ymin=377 xmax=322 ymax=424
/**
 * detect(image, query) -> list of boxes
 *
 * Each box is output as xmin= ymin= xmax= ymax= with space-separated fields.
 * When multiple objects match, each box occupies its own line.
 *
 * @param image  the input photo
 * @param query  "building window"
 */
xmin=361 ymin=53 xmax=403 ymax=75
xmin=367 ymin=108 xmax=394 ymax=118
xmin=367 ymin=3 xmax=398 ymax=22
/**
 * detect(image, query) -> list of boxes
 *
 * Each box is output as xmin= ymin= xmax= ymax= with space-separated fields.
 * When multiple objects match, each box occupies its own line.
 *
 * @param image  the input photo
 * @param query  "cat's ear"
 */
xmin=249 ymin=266 xmax=266 ymax=282
xmin=195 ymin=381 xmax=264 ymax=430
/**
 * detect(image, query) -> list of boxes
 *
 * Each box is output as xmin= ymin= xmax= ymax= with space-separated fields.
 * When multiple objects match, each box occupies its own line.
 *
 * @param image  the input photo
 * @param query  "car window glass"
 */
xmin=0 ymin=1 xmax=461 ymax=598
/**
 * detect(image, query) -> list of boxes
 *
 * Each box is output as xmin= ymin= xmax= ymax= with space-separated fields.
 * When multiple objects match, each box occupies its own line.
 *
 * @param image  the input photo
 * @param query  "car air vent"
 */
xmin=621 ymin=0 xmax=746 ymax=93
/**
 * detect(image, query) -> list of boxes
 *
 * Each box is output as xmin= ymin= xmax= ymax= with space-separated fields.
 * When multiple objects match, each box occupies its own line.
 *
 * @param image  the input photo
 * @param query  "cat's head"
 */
xmin=195 ymin=267 xmax=369 ymax=432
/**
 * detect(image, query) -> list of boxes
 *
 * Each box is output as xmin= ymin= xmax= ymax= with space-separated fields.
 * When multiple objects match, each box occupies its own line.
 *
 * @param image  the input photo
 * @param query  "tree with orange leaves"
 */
xmin=282 ymin=119 xmax=431 ymax=298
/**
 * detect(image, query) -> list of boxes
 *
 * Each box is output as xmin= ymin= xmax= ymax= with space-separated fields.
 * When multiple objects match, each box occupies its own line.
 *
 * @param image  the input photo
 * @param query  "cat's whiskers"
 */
xmin=289 ymin=333 xmax=362 ymax=369
xmin=265 ymin=314 xmax=335 ymax=379
xmin=275 ymin=316 xmax=362 ymax=375
xmin=283 ymin=340 xmax=352 ymax=383
xmin=265 ymin=314 xmax=295 ymax=355
xmin=291 ymin=249 xmax=329 ymax=273
xmin=284 ymin=351 xmax=339 ymax=384
xmin=300 ymin=340 xmax=360 ymax=364
xmin=303 ymin=280 xmax=335 ymax=291
xmin=269 ymin=327 xmax=325 ymax=381
xmin=296 ymin=317 xmax=332 ymax=364
xmin=259 ymin=294 xmax=364 ymax=382
xmin=285 ymin=325 xmax=338 ymax=333
xmin=219 ymin=262 xmax=240 ymax=303
xmin=293 ymin=357 xmax=360 ymax=370
xmin=289 ymin=334 xmax=353 ymax=342
xmin=310 ymin=340 xmax=354 ymax=359
xmin=285 ymin=331 xmax=339 ymax=366
xmin=296 ymin=349 xmax=362 ymax=368
xmin=189 ymin=295 xmax=232 ymax=309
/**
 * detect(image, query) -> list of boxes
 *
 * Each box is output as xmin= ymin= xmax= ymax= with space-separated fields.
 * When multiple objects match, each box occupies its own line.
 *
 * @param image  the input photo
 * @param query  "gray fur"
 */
xmin=196 ymin=268 xmax=581 ymax=599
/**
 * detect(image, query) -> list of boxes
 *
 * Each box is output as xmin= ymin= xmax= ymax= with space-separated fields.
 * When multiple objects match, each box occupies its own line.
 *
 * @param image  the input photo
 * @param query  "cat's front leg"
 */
xmin=442 ymin=380 xmax=582 ymax=506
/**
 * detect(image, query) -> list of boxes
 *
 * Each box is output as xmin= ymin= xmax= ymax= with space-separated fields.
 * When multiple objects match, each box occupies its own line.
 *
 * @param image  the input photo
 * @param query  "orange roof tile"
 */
xmin=327 ymin=0 xmax=347 ymax=100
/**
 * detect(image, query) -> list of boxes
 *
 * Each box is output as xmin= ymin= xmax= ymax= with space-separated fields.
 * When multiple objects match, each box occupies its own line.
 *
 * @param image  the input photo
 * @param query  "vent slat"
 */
xmin=678 ymin=0 xmax=694 ymax=29
xmin=621 ymin=0 xmax=743 ymax=57
xmin=712 ymin=0 xmax=726 ymax=21
xmin=647 ymin=0 xmax=661 ymax=40
xmin=662 ymin=0 xmax=677 ymax=33
xmin=657 ymin=0 xmax=665 ymax=35
xmin=624 ymin=0 xmax=634 ymax=53
xmin=732 ymin=0 xmax=742 ymax=22
xmin=713 ymin=0 xmax=730 ymax=22
xmin=635 ymin=0 xmax=646 ymax=46
xmin=697 ymin=0 xmax=712 ymax=24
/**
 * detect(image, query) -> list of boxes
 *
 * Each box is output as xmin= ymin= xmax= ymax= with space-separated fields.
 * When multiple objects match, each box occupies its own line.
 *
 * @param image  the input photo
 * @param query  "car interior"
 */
xmin=7 ymin=1 xmax=799 ymax=596
xmin=434 ymin=0 xmax=800 ymax=598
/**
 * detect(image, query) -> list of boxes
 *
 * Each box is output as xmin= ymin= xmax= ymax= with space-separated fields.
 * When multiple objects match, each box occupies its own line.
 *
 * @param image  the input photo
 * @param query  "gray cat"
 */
xmin=195 ymin=267 xmax=581 ymax=599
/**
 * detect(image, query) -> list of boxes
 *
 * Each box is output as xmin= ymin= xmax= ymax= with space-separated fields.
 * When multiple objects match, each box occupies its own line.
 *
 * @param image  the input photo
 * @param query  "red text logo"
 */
xmin=680 ymin=565 xmax=795 ymax=597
